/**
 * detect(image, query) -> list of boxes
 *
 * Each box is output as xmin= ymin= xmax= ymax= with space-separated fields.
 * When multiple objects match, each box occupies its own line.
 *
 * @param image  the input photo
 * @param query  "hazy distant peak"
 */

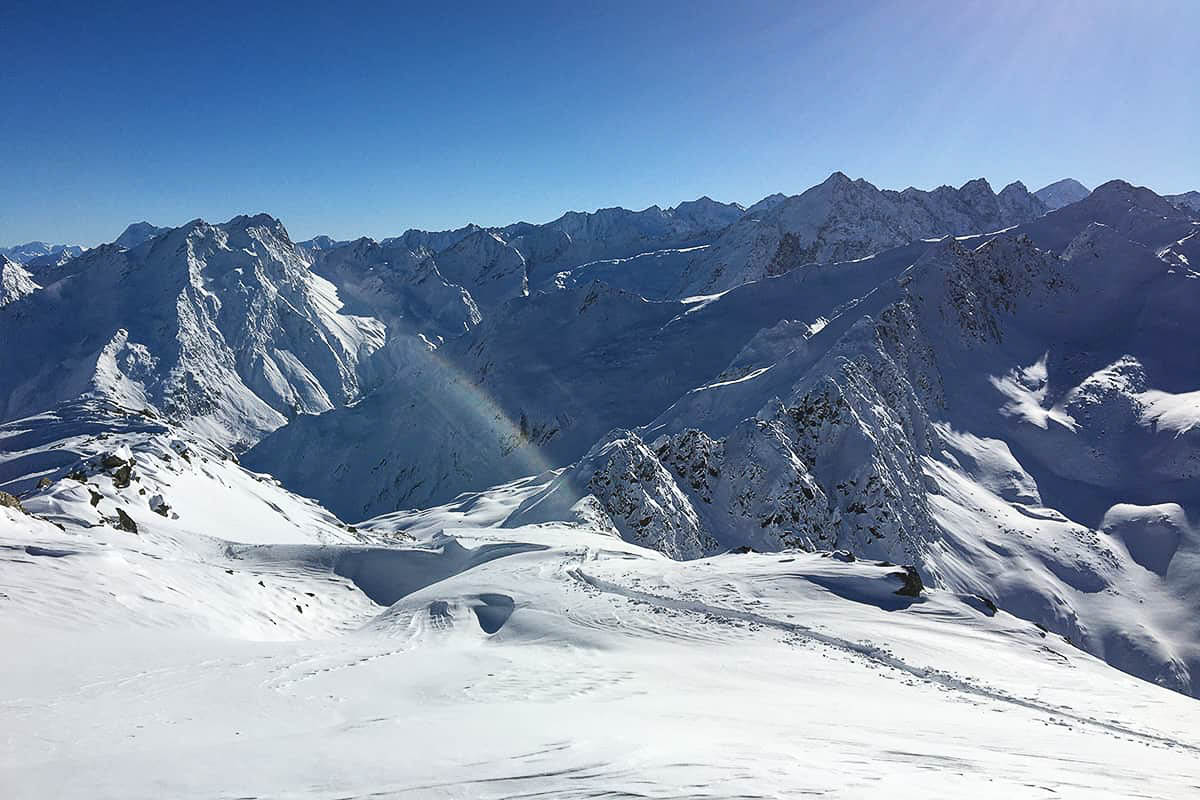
xmin=1034 ymin=178 xmax=1090 ymax=210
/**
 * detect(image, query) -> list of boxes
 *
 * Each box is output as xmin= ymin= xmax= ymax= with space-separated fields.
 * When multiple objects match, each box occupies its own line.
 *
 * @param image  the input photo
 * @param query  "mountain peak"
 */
xmin=1086 ymin=180 xmax=1182 ymax=216
xmin=227 ymin=212 xmax=283 ymax=231
xmin=115 ymin=221 xmax=169 ymax=250
xmin=821 ymin=170 xmax=853 ymax=187
xmin=1033 ymin=178 xmax=1090 ymax=211
xmin=959 ymin=177 xmax=994 ymax=194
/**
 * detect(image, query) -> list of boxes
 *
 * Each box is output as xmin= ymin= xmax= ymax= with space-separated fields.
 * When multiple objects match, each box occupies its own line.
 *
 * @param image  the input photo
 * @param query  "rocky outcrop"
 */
xmin=114 ymin=507 xmax=138 ymax=533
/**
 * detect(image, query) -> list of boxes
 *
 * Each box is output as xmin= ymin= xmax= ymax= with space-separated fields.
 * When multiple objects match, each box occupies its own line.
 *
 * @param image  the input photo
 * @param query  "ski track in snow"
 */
xmin=567 ymin=566 xmax=1197 ymax=754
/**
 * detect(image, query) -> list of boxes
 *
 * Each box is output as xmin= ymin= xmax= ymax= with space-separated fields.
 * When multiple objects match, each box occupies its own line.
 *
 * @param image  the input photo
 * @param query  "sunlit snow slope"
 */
xmin=3 ymin=481 xmax=1200 ymax=798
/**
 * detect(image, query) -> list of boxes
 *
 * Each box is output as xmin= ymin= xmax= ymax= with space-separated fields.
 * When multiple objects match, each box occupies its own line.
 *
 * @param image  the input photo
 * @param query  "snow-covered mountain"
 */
xmin=503 ymin=218 xmax=1200 ymax=693
xmin=0 ymin=255 xmax=40 ymax=307
xmin=242 ymin=176 xmax=1200 ymax=696
xmin=503 ymin=197 xmax=745 ymax=282
xmin=244 ymin=241 xmax=923 ymax=520
xmin=1167 ymin=190 xmax=1200 ymax=214
xmin=0 ymin=240 xmax=84 ymax=264
xmin=307 ymin=236 xmax=480 ymax=341
xmin=677 ymin=172 xmax=1049 ymax=296
xmin=113 ymin=221 xmax=170 ymax=250
xmin=1035 ymin=178 xmax=1091 ymax=210
xmin=296 ymin=234 xmax=348 ymax=253
xmin=0 ymin=214 xmax=385 ymax=449
xmin=4 ymin=172 xmax=1200 ymax=798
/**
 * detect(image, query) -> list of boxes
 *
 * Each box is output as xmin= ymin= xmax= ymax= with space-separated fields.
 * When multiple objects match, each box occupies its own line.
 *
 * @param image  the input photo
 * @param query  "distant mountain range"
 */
xmin=0 ymin=241 xmax=84 ymax=264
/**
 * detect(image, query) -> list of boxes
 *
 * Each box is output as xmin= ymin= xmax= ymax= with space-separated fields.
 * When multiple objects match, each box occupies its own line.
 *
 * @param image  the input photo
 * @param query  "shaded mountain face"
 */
xmin=310 ymin=236 xmax=480 ymax=342
xmin=1167 ymin=190 xmax=1200 ymax=214
xmin=677 ymin=172 xmax=1049 ymax=296
xmin=243 ymin=241 xmax=926 ymax=520
xmin=1017 ymin=179 xmax=1197 ymax=253
xmin=502 ymin=198 xmax=745 ymax=281
xmin=114 ymin=221 xmax=170 ymax=250
xmin=1035 ymin=178 xmax=1091 ymax=210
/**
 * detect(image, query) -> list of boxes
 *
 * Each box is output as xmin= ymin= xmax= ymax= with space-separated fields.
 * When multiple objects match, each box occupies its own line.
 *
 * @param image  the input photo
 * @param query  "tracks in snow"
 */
xmin=566 ymin=566 xmax=1199 ymax=754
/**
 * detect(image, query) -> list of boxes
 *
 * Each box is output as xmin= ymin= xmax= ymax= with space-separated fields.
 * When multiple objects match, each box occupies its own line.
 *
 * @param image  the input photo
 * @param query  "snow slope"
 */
xmin=0 ymin=255 xmax=40 ymax=306
xmin=3 ymin=479 xmax=1200 ymax=798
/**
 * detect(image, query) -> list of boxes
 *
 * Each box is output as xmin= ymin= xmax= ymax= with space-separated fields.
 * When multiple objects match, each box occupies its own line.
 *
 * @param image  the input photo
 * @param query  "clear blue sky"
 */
xmin=2 ymin=0 xmax=1197 ymax=246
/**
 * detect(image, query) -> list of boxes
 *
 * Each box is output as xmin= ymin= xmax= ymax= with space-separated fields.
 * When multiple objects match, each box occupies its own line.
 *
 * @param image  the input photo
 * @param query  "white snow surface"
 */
xmin=4 ymin=172 xmax=1200 ymax=797
xmin=0 ymin=255 xmax=40 ymax=306
xmin=4 ymin=477 xmax=1200 ymax=798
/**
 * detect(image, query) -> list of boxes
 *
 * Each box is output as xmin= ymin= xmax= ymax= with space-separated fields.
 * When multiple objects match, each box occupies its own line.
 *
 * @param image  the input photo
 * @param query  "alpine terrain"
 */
xmin=3 ymin=173 xmax=1200 ymax=799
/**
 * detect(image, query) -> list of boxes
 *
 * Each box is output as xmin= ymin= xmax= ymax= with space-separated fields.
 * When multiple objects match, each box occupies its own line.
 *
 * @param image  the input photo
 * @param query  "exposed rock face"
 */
xmin=114 ymin=507 xmax=138 ymax=533
xmin=892 ymin=565 xmax=925 ymax=597
xmin=578 ymin=432 xmax=717 ymax=560
xmin=0 ymin=490 xmax=24 ymax=512
xmin=149 ymin=493 xmax=170 ymax=517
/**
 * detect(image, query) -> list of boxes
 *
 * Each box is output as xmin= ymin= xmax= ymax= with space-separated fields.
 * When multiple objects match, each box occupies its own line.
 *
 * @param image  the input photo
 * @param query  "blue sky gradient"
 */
xmin=2 ymin=0 xmax=1197 ymax=245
